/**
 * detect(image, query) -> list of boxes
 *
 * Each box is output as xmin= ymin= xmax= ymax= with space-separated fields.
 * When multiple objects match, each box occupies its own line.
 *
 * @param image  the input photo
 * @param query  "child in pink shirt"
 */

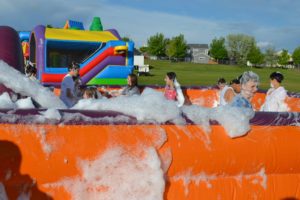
xmin=164 ymin=72 xmax=177 ymax=100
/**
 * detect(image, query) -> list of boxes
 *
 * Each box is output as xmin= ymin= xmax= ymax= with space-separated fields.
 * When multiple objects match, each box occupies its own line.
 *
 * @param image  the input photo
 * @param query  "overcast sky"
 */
xmin=1 ymin=0 xmax=300 ymax=52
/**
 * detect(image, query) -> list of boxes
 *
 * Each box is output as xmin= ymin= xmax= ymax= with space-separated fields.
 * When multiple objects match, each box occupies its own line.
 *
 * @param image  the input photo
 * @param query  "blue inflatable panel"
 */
xmin=19 ymin=31 xmax=30 ymax=42
xmin=96 ymin=65 xmax=134 ymax=79
xmin=68 ymin=20 xmax=84 ymax=30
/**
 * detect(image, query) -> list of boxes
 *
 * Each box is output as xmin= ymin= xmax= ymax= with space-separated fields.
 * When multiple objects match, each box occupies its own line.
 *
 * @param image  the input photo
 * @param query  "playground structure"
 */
xmin=1 ymin=25 xmax=300 ymax=200
xmin=20 ymin=18 xmax=134 ymax=86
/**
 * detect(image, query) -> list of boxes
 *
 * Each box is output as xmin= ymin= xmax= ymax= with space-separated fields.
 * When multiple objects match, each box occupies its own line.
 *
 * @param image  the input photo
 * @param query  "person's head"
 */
xmin=165 ymin=72 xmax=177 ymax=86
xmin=25 ymin=63 xmax=37 ymax=77
xmin=230 ymin=76 xmax=241 ymax=93
xmin=68 ymin=62 xmax=80 ymax=77
xmin=240 ymin=71 xmax=259 ymax=100
xmin=83 ymin=87 xmax=98 ymax=99
xmin=127 ymin=74 xmax=138 ymax=87
xmin=270 ymin=71 xmax=284 ymax=88
xmin=217 ymin=78 xmax=226 ymax=90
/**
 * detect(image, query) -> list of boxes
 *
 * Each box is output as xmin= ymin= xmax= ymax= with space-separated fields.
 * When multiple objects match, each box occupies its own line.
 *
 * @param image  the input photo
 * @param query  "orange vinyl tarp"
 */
xmin=1 ymin=123 xmax=300 ymax=199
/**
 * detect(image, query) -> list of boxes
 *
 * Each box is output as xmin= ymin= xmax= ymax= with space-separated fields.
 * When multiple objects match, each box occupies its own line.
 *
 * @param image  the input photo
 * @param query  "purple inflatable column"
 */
xmin=0 ymin=26 xmax=24 ymax=94
xmin=30 ymin=25 xmax=46 ymax=81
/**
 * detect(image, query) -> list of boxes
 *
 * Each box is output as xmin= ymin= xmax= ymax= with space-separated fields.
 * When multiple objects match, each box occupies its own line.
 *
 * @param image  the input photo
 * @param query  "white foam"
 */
xmin=0 ymin=182 xmax=8 ymax=200
xmin=15 ymin=97 xmax=35 ymax=109
xmin=172 ymin=169 xmax=217 ymax=196
xmin=210 ymin=105 xmax=255 ymax=138
xmin=182 ymin=104 xmax=255 ymax=138
xmin=172 ymin=167 xmax=267 ymax=196
xmin=0 ymin=92 xmax=15 ymax=109
xmin=181 ymin=105 xmax=211 ymax=133
xmin=48 ymin=147 xmax=165 ymax=200
xmin=143 ymin=126 xmax=167 ymax=148
xmin=40 ymin=108 xmax=61 ymax=121
xmin=0 ymin=60 xmax=66 ymax=109
xmin=36 ymin=127 xmax=52 ymax=156
xmin=245 ymin=167 xmax=267 ymax=189
xmin=73 ymin=88 xmax=184 ymax=124
xmin=61 ymin=112 xmax=132 ymax=124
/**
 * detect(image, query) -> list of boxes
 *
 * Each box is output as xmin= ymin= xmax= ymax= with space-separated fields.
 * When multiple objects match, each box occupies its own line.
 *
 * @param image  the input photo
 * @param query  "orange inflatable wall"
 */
xmin=1 ymin=122 xmax=300 ymax=199
xmin=53 ymin=87 xmax=300 ymax=112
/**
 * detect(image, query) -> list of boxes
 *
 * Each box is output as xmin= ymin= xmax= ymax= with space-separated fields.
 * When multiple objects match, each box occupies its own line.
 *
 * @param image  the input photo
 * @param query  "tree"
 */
xmin=166 ymin=34 xmax=187 ymax=61
xmin=264 ymin=46 xmax=278 ymax=67
xmin=226 ymin=34 xmax=255 ymax=65
xmin=247 ymin=45 xmax=264 ymax=66
xmin=209 ymin=37 xmax=228 ymax=63
xmin=122 ymin=37 xmax=131 ymax=42
xmin=292 ymin=46 xmax=300 ymax=68
xmin=139 ymin=46 xmax=148 ymax=53
xmin=147 ymin=33 xmax=168 ymax=58
xmin=277 ymin=49 xmax=290 ymax=67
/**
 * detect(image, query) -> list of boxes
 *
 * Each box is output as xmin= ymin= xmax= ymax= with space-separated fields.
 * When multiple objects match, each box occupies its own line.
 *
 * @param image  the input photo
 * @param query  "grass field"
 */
xmin=137 ymin=60 xmax=300 ymax=93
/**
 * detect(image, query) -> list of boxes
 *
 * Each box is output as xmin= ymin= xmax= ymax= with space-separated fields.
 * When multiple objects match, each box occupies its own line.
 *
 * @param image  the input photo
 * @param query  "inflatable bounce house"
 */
xmin=21 ymin=17 xmax=134 ymax=86
xmin=0 ymin=24 xmax=300 ymax=200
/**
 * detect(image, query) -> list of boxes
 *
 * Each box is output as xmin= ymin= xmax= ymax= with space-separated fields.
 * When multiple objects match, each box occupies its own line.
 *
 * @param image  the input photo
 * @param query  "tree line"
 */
xmin=126 ymin=33 xmax=300 ymax=67
xmin=137 ymin=33 xmax=188 ymax=61
xmin=210 ymin=34 xmax=300 ymax=68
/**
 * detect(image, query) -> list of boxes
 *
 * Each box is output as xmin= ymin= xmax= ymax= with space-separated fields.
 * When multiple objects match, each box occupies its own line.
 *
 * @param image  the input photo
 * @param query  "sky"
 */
xmin=1 ymin=0 xmax=300 ymax=52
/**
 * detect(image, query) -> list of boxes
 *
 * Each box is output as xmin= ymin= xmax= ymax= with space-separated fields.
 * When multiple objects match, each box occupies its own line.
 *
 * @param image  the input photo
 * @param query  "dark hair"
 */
xmin=128 ymin=73 xmax=138 ymax=87
xmin=73 ymin=74 xmax=81 ymax=82
xmin=270 ymin=71 xmax=284 ymax=83
xmin=68 ymin=62 xmax=80 ymax=71
xmin=230 ymin=75 xmax=242 ymax=85
xmin=25 ymin=64 xmax=37 ymax=75
xmin=217 ymin=78 xmax=226 ymax=84
xmin=166 ymin=72 xmax=176 ymax=81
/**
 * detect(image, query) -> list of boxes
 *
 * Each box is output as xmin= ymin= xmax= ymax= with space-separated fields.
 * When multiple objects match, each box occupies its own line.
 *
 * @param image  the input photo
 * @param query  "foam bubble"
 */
xmin=0 ymin=60 xmax=66 ymax=109
xmin=182 ymin=104 xmax=255 ymax=138
xmin=48 ymin=147 xmax=165 ymax=200
xmin=73 ymin=88 xmax=184 ymax=124
xmin=0 ymin=92 xmax=15 ymax=109
xmin=16 ymin=97 xmax=35 ymax=109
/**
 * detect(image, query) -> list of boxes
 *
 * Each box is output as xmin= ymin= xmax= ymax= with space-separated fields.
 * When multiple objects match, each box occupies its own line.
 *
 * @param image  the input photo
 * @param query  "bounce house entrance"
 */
xmin=46 ymin=40 xmax=101 ymax=68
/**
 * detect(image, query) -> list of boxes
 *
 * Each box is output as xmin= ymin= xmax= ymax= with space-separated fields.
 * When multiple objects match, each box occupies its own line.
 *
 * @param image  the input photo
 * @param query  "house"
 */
xmin=186 ymin=44 xmax=210 ymax=64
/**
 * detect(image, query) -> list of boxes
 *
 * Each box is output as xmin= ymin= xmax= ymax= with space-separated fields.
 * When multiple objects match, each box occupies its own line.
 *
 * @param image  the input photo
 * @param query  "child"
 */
xmin=261 ymin=72 xmax=288 ymax=112
xmin=60 ymin=62 xmax=80 ymax=108
xmin=164 ymin=72 xmax=185 ymax=107
xmin=25 ymin=62 xmax=38 ymax=82
xmin=83 ymin=87 xmax=98 ymax=99
xmin=120 ymin=74 xmax=140 ymax=96
xmin=108 ymin=74 xmax=140 ymax=97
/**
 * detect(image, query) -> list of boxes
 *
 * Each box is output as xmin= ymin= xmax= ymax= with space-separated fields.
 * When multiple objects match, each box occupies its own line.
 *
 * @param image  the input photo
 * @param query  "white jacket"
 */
xmin=261 ymin=86 xmax=289 ymax=112
xmin=174 ymin=79 xmax=185 ymax=107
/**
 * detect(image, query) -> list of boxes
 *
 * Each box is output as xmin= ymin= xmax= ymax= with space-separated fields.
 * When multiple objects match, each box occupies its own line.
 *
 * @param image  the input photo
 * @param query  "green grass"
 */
xmin=137 ymin=60 xmax=300 ymax=93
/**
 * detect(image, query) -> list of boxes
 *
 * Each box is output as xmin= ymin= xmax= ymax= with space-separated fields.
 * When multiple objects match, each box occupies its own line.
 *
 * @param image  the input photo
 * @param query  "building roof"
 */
xmin=188 ymin=44 xmax=209 ymax=49
xmin=134 ymin=48 xmax=142 ymax=55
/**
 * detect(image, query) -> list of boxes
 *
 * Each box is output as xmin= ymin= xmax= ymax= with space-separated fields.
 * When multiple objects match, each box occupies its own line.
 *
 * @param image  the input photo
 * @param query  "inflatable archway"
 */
xmin=28 ymin=25 xmax=134 ymax=86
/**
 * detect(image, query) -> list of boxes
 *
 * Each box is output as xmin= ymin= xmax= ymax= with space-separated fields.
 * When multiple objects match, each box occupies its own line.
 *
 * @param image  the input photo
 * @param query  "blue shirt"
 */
xmin=230 ymin=94 xmax=252 ymax=109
